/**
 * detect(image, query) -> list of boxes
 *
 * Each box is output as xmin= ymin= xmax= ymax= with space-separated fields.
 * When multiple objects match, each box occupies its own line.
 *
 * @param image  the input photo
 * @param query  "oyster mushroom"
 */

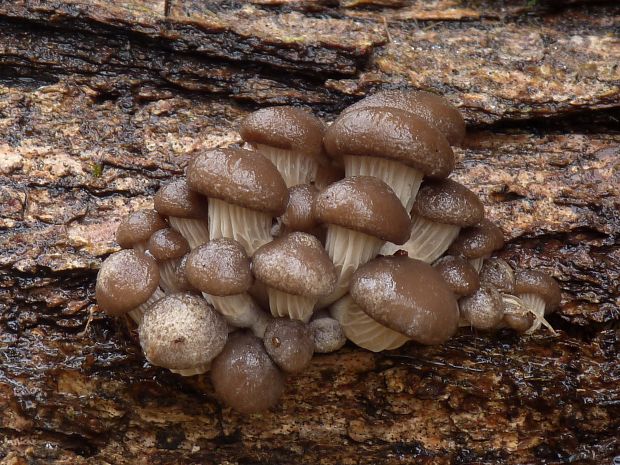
xmin=458 ymin=286 xmax=505 ymax=330
xmin=433 ymin=255 xmax=480 ymax=298
xmin=479 ymin=258 xmax=515 ymax=294
xmin=308 ymin=310 xmax=347 ymax=354
xmin=448 ymin=219 xmax=505 ymax=272
xmin=324 ymin=106 xmax=454 ymax=211
xmin=240 ymin=106 xmax=327 ymax=187
xmin=272 ymin=184 xmax=323 ymax=239
xmin=515 ymin=270 xmax=561 ymax=334
xmin=116 ymin=209 xmax=167 ymax=254
xmin=186 ymin=147 xmax=288 ymax=255
xmin=263 ymin=318 xmax=314 ymax=374
xmin=147 ymin=228 xmax=190 ymax=293
xmin=139 ymin=293 xmax=228 ymax=376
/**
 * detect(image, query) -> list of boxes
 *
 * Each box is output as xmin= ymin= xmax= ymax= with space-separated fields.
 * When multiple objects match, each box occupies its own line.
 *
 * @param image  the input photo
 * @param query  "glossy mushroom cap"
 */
xmin=147 ymin=228 xmax=190 ymax=261
xmin=139 ymin=293 xmax=228 ymax=371
xmin=350 ymin=256 xmax=459 ymax=345
xmin=185 ymin=238 xmax=253 ymax=296
xmin=116 ymin=210 xmax=167 ymax=249
xmin=412 ymin=179 xmax=484 ymax=226
xmin=280 ymin=184 xmax=320 ymax=234
xmin=515 ymin=270 xmax=561 ymax=315
xmin=154 ymin=178 xmax=209 ymax=219
xmin=323 ymin=107 xmax=454 ymax=179
xmin=448 ymin=219 xmax=505 ymax=259
xmin=211 ymin=332 xmax=285 ymax=414
xmin=239 ymin=106 xmax=327 ymax=163
xmin=263 ymin=318 xmax=314 ymax=374
xmin=342 ymin=90 xmax=466 ymax=146
xmin=187 ymin=147 xmax=289 ymax=215
xmin=313 ymin=176 xmax=411 ymax=244
xmin=174 ymin=254 xmax=198 ymax=292
xmin=433 ymin=255 xmax=480 ymax=297
xmin=252 ymin=232 xmax=336 ymax=298
xmin=459 ymin=286 xmax=504 ymax=330
xmin=96 ymin=249 xmax=160 ymax=317
xmin=479 ymin=258 xmax=515 ymax=294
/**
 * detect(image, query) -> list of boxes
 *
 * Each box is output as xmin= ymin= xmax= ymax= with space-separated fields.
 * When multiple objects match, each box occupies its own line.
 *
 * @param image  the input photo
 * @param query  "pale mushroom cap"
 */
xmin=252 ymin=232 xmax=336 ymax=298
xmin=263 ymin=318 xmax=314 ymax=374
xmin=433 ymin=255 xmax=480 ymax=297
xmin=350 ymin=256 xmax=459 ymax=345
xmin=187 ymin=147 xmax=289 ymax=215
xmin=116 ymin=210 xmax=167 ymax=249
xmin=313 ymin=176 xmax=411 ymax=244
xmin=153 ymin=178 xmax=209 ymax=219
xmin=324 ymin=107 xmax=454 ymax=178
xmin=448 ymin=219 xmax=505 ymax=259
xmin=479 ymin=258 xmax=515 ymax=294
xmin=239 ymin=106 xmax=327 ymax=162
xmin=342 ymin=90 xmax=466 ymax=146
xmin=185 ymin=238 xmax=253 ymax=296
xmin=309 ymin=316 xmax=347 ymax=353
xmin=139 ymin=293 xmax=228 ymax=371
xmin=211 ymin=332 xmax=285 ymax=414
xmin=515 ymin=270 xmax=562 ymax=314
xmin=459 ymin=286 xmax=504 ymax=330
xmin=280 ymin=184 xmax=321 ymax=234
xmin=147 ymin=228 xmax=190 ymax=261
xmin=412 ymin=179 xmax=484 ymax=227
xmin=96 ymin=249 xmax=160 ymax=316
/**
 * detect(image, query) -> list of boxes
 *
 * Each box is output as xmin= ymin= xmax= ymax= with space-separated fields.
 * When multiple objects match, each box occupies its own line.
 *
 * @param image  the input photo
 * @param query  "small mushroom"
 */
xmin=239 ymin=106 xmax=327 ymax=187
xmin=479 ymin=258 xmax=515 ymax=294
xmin=433 ymin=255 xmax=480 ymax=298
xmin=324 ymin=106 xmax=454 ymax=211
xmin=116 ymin=209 xmax=167 ymax=254
xmin=381 ymin=179 xmax=484 ymax=261
xmin=313 ymin=176 xmax=411 ymax=307
xmin=263 ymin=318 xmax=314 ymax=373
xmin=448 ymin=219 xmax=505 ymax=272
xmin=458 ymin=286 xmax=505 ymax=330
xmin=185 ymin=238 xmax=270 ymax=337
xmin=252 ymin=232 xmax=337 ymax=322
xmin=272 ymin=184 xmax=323 ymax=239
xmin=515 ymin=270 xmax=561 ymax=334
xmin=173 ymin=253 xmax=199 ymax=293
xmin=341 ymin=90 xmax=466 ymax=146
xmin=96 ymin=249 xmax=164 ymax=324
xmin=211 ymin=332 xmax=285 ymax=413
xmin=139 ymin=293 xmax=228 ymax=376
xmin=501 ymin=294 xmax=535 ymax=333
xmin=314 ymin=160 xmax=344 ymax=190
xmin=147 ymin=228 xmax=190 ymax=293
xmin=154 ymin=178 xmax=209 ymax=249
xmin=308 ymin=310 xmax=347 ymax=354
xmin=186 ymin=147 xmax=288 ymax=255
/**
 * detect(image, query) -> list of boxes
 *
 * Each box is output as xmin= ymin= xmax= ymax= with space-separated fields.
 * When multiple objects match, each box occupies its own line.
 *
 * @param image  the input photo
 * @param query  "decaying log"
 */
xmin=0 ymin=1 xmax=619 ymax=464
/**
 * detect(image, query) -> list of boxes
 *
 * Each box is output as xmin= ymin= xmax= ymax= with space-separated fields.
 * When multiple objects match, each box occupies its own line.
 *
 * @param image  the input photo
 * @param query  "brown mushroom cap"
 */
xmin=479 ymin=258 xmax=515 ymax=294
xmin=342 ymin=90 xmax=466 ymax=146
xmin=313 ymin=176 xmax=411 ymax=244
xmin=211 ymin=332 xmax=285 ymax=414
xmin=323 ymin=107 xmax=454 ymax=178
xmin=280 ymin=184 xmax=320 ymax=234
xmin=433 ymin=255 xmax=480 ymax=297
xmin=459 ymin=286 xmax=504 ymax=330
xmin=412 ymin=179 xmax=484 ymax=227
xmin=147 ymin=228 xmax=190 ymax=261
xmin=263 ymin=318 xmax=314 ymax=374
xmin=252 ymin=232 xmax=336 ymax=298
xmin=187 ymin=147 xmax=289 ymax=215
xmin=174 ymin=254 xmax=198 ymax=293
xmin=448 ymin=219 xmax=505 ymax=259
xmin=185 ymin=238 xmax=253 ymax=296
xmin=139 ymin=293 xmax=228 ymax=370
xmin=154 ymin=178 xmax=208 ymax=219
xmin=96 ymin=249 xmax=160 ymax=316
xmin=116 ymin=210 xmax=167 ymax=249
xmin=515 ymin=270 xmax=561 ymax=314
xmin=350 ymin=256 xmax=459 ymax=345
xmin=239 ymin=106 xmax=327 ymax=163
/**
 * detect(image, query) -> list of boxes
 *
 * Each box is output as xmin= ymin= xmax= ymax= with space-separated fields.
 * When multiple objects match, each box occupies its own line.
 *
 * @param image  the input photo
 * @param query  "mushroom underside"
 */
xmin=168 ymin=216 xmax=210 ymax=250
xmin=206 ymin=293 xmax=270 ymax=337
xmin=267 ymin=287 xmax=316 ymax=323
xmin=519 ymin=293 xmax=557 ymax=334
xmin=129 ymin=287 xmax=165 ymax=324
xmin=158 ymin=260 xmax=183 ymax=294
xmin=252 ymin=144 xmax=319 ymax=188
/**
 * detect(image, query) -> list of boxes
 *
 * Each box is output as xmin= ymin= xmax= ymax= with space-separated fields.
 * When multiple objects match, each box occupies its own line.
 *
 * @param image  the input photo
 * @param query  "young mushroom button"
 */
xmin=239 ymin=106 xmax=327 ymax=187
xmin=324 ymin=106 xmax=454 ymax=211
xmin=448 ymin=219 xmax=505 ymax=272
xmin=263 ymin=318 xmax=314 ymax=374
xmin=116 ymin=209 xmax=167 ymax=254
xmin=186 ymin=147 xmax=288 ymax=255
xmin=308 ymin=310 xmax=347 ymax=354
xmin=252 ymin=232 xmax=337 ymax=322
xmin=479 ymin=258 xmax=516 ymax=294
xmin=273 ymin=184 xmax=322 ymax=239
xmin=458 ymin=286 xmax=505 ymax=331
xmin=147 ymin=228 xmax=190 ymax=293
xmin=433 ymin=255 xmax=480 ymax=298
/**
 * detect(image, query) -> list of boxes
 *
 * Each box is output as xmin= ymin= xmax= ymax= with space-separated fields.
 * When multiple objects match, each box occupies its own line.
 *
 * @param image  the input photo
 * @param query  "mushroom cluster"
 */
xmin=96 ymin=90 xmax=562 ymax=413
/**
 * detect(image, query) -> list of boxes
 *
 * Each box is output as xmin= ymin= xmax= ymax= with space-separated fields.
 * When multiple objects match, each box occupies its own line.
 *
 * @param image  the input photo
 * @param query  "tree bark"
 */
xmin=0 ymin=1 xmax=618 ymax=464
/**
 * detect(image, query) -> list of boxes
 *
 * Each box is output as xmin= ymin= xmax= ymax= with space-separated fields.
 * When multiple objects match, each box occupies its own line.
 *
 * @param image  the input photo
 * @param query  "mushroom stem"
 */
xmin=208 ymin=198 xmax=273 ymax=256
xmin=318 ymin=226 xmax=384 ymax=307
xmin=381 ymin=216 xmax=460 ymax=262
xmin=168 ymin=216 xmax=209 ymax=249
xmin=169 ymin=362 xmax=212 ymax=377
xmin=207 ymin=293 xmax=270 ymax=337
xmin=266 ymin=287 xmax=315 ymax=323
xmin=344 ymin=156 xmax=423 ymax=211
xmin=158 ymin=261 xmax=182 ymax=294
xmin=469 ymin=257 xmax=485 ymax=273
xmin=330 ymin=295 xmax=409 ymax=352
xmin=130 ymin=287 xmax=165 ymax=324
xmin=519 ymin=293 xmax=557 ymax=335
xmin=251 ymin=144 xmax=319 ymax=187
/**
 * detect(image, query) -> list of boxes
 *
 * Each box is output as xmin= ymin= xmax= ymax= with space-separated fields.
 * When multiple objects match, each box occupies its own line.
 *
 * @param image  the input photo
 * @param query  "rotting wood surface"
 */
xmin=0 ymin=1 xmax=619 ymax=464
